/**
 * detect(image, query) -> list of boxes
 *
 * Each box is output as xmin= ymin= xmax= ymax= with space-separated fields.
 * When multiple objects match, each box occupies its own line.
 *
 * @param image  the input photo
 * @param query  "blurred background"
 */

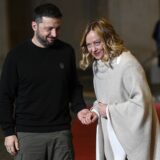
xmin=0 ymin=0 xmax=160 ymax=66
xmin=0 ymin=0 xmax=160 ymax=159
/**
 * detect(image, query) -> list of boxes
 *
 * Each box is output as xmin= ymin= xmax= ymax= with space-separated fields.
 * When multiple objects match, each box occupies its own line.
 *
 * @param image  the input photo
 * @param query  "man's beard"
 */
xmin=36 ymin=32 xmax=55 ymax=48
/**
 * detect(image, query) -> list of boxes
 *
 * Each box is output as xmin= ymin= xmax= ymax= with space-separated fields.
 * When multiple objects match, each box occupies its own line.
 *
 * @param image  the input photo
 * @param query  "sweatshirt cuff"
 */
xmin=91 ymin=108 xmax=100 ymax=117
xmin=3 ymin=128 xmax=16 ymax=137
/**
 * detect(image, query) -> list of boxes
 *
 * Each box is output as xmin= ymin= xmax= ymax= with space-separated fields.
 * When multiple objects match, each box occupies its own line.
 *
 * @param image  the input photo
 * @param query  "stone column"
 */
xmin=0 ymin=0 xmax=9 ymax=66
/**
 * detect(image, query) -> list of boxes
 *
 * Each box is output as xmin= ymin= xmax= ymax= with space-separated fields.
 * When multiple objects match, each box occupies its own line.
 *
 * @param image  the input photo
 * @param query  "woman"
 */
xmin=80 ymin=18 xmax=160 ymax=160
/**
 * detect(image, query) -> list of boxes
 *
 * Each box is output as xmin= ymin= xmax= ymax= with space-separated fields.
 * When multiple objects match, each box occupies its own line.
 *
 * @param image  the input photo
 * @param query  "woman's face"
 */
xmin=86 ymin=30 xmax=104 ymax=60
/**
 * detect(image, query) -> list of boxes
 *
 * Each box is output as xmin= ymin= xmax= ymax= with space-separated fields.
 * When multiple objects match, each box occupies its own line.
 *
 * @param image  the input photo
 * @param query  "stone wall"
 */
xmin=0 ymin=0 xmax=9 ymax=65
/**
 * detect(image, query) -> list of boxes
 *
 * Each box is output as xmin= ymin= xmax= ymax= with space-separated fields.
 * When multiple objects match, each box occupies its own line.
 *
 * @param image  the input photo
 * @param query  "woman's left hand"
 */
xmin=98 ymin=102 xmax=107 ymax=118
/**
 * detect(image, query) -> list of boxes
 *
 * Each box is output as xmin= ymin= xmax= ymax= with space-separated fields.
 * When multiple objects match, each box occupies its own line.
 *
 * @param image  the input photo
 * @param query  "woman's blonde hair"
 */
xmin=80 ymin=18 xmax=127 ymax=70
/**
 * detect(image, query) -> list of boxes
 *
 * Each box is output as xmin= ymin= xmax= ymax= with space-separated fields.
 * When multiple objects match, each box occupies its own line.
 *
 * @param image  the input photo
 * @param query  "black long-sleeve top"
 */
xmin=0 ymin=39 xmax=86 ymax=136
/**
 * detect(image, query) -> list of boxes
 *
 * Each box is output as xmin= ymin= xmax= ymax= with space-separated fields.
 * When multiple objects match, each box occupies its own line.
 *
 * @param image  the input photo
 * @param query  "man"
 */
xmin=0 ymin=3 xmax=89 ymax=160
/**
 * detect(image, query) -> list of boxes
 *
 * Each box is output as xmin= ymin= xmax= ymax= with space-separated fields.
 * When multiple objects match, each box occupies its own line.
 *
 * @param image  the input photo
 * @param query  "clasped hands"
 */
xmin=77 ymin=102 xmax=107 ymax=125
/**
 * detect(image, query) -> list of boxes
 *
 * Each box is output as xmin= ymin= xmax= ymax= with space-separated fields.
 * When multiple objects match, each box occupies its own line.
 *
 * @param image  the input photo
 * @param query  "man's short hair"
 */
xmin=32 ymin=3 xmax=63 ymax=23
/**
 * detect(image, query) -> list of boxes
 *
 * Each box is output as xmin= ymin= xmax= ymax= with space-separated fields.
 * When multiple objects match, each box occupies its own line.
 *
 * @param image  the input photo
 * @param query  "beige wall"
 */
xmin=0 ymin=0 xmax=159 ymax=66
xmin=107 ymin=0 xmax=159 ymax=64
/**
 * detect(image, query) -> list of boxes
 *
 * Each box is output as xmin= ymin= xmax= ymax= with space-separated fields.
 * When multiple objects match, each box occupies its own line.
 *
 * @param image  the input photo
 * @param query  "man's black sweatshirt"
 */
xmin=0 ymin=39 xmax=85 ymax=136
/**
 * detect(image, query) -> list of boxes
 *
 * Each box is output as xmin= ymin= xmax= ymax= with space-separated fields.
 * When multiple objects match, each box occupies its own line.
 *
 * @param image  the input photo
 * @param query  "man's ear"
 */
xmin=31 ymin=21 xmax=37 ymax=31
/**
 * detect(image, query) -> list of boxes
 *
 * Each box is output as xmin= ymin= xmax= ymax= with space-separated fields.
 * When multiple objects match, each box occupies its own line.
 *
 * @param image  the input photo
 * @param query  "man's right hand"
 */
xmin=85 ymin=111 xmax=98 ymax=124
xmin=78 ymin=109 xmax=98 ymax=125
xmin=4 ymin=135 xmax=19 ymax=156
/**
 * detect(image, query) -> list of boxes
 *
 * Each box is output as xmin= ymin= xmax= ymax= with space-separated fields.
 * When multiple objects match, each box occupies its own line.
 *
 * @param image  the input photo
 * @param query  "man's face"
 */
xmin=32 ymin=17 xmax=61 ymax=47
